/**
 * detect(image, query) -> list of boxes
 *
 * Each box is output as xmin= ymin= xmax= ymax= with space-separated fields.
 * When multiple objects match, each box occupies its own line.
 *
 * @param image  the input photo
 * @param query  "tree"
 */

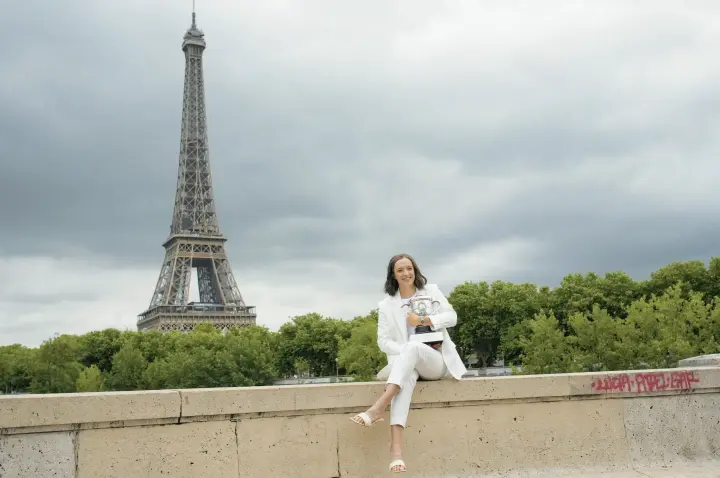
xmin=79 ymin=329 xmax=123 ymax=372
xmin=449 ymin=281 xmax=545 ymax=367
xmin=549 ymin=271 xmax=641 ymax=326
xmin=643 ymin=260 xmax=713 ymax=301
xmin=292 ymin=358 xmax=310 ymax=378
xmin=105 ymin=343 xmax=149 ymax=391
xmin=517 ymin=313 xmax=574 ymax=374
xmin=499 ymin=319 xmax=534 ymax=366
xmin=144 ymin=325 xmax=278 ymax=389
xmin=0 ymin=345 xmax=37 ymax=394
xmin=707 ymin=257 xmax=720 ymax=300
xmin=76 ymin=365 xmax=105 ymax=392
xmin=221 ymin=326 xmax=279 ymax=386
xmin=121 ymin=329 xmax=179 ymax=364
xmin=698 ymin=297 xmax=720 ymax=354
xmin=515 ymin=283 xmax=719 ymax=374
xmin=276 ymin=313 xmax=352 ymax=377
xmin=597 ymin=271 xmax=643 ymax=318
xmin=566 ymin=306 xmax=624 ymax=372
xmin=29 ymin=334 xmax=84 ymax=394
xmin=337 ymin=310 xmax=386 ymax=381
xmin=615 ymin=284 xmax=708 ymax=369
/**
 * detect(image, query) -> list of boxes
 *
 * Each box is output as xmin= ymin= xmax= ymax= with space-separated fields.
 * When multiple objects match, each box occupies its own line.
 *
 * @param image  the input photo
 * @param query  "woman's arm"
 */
xmin=377 ymin=305 xmax=403 ymax=355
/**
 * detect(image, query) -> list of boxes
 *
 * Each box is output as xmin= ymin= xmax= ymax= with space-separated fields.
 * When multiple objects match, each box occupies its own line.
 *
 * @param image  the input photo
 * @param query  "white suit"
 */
xmin=376 ymin=283 xmax=467 ymax=426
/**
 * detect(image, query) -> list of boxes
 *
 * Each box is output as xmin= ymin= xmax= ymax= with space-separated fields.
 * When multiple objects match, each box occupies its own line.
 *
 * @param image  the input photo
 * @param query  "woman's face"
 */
xmin=393 ymin=257 xmax=415 ymax=287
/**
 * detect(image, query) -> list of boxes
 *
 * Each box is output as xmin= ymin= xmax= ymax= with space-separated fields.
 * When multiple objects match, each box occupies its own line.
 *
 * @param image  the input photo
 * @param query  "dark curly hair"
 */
xmin=384 ymin=253 xmax=427 ymax=296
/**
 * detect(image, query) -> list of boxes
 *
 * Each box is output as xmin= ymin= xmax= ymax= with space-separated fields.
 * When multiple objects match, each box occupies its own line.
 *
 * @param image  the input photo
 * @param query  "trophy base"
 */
xmin=410 ymin=332 xmax=444 ymax=348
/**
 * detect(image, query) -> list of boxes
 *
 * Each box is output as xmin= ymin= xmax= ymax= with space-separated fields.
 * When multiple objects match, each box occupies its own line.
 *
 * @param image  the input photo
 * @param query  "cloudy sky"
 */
xmin=2 ymin=1 xmax=719 ymax=346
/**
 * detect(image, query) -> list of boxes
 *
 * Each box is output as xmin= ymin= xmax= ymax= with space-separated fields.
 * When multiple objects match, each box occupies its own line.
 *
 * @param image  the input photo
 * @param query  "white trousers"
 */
xmin=386 ymin=341 xmax=447 ymax=427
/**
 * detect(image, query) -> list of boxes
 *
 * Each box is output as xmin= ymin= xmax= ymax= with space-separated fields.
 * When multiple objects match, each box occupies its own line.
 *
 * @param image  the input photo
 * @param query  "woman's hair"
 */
xmin=384 ymin=253 xmax=427 ymax=296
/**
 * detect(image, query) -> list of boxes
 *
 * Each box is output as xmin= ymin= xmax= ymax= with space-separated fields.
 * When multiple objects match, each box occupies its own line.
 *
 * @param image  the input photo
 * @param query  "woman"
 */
xmin=350 ymin=253 xmax=467 ymax=473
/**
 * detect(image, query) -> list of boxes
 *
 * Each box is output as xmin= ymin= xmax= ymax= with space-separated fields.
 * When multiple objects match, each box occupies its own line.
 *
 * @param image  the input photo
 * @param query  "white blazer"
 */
xmin=376 ymin=283 xmax=467 ymax=381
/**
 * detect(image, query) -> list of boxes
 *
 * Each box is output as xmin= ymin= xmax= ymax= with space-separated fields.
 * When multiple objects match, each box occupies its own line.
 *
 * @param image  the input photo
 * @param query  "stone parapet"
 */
xmin=1 ymin=365 xmax=720 ymax=477
xmin=678 ymin=353 xmax=720 ymax=367
xmin=3 ymin=366 xmax=719 ymax=433
xmin=0 ymin=389 xmax=180 ymax=432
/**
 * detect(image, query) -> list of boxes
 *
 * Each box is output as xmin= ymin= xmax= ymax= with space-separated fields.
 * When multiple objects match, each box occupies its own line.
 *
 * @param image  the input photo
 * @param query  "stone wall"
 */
xmin=2 ymin=366 xmax=720 ymax=477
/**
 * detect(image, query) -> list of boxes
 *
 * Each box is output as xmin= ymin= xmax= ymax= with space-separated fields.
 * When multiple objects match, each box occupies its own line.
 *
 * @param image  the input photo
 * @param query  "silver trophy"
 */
xmin=402 ymin=295 xmax=444 ymax=348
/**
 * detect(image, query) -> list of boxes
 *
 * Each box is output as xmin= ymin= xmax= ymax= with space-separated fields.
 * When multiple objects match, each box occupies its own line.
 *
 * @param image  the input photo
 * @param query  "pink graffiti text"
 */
xmin=590 ymin=370 xmax=700 ymax=394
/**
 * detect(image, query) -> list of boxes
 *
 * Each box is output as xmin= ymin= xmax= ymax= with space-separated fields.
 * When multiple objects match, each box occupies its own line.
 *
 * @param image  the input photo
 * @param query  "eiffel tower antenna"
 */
xmin=138 ymin=8 xmax=257 ymax=332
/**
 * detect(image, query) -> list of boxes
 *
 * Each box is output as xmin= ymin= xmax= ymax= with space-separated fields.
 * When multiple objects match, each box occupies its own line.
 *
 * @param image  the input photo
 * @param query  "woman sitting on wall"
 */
xmin=350 ymin=253 xmax=467 ymax=473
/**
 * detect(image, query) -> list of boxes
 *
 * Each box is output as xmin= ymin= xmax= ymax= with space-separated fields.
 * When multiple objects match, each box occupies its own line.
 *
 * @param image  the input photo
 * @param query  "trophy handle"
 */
xmin=431 ymin=299 xmax=441 ymax=315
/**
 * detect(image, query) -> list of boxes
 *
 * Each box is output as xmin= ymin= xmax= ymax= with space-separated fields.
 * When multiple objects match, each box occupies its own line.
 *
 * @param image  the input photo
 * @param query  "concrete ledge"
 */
xmin=678 ymin=353 xmax=720 ymax=367
xmin=1 ymin=365 xmax=719 ymax=477
xmin=0 ymin=389 xmax=180 ymax=431
xmin=2 ymin=366 xmax=718 ymax=433
xmin=179 ymin=366 xmax=720 ymax=421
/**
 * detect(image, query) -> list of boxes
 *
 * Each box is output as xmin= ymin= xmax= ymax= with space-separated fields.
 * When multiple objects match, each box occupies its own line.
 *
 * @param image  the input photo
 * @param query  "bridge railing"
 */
xmin=2 ymin=361 xmax=720 ymax=477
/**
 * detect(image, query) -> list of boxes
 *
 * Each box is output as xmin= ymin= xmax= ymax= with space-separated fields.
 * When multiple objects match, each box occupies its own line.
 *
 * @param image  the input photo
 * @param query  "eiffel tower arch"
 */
xmin=137 ymin=10 xmax=256 ymax=333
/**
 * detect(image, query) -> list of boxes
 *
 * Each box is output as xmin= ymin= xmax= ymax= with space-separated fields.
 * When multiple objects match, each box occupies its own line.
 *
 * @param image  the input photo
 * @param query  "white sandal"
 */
xmin=389 ymin=458 xmax=407 ymax=473
xmin=350 ymin=411 xmax=384 ymax=427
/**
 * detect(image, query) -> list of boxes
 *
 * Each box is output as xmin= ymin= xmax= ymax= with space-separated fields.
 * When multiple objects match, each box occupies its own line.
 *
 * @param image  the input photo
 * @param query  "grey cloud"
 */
xmin=0 ymin=291 xmax=97 ymax=306
xmin=2 ymin=1 xmax=720 ymax=295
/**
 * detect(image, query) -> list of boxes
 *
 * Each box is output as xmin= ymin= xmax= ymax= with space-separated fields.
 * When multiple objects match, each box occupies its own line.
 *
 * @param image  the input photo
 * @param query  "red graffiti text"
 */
xmin=590 ymin=370 xmax=700 ymax=394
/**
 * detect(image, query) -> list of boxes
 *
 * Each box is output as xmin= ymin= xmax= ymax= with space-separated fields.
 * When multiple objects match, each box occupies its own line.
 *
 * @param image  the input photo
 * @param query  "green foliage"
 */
xmin=515 ymin=283 xmax=720 ymax=374
xmin=517 ymin=313 xmax=575 ymax=374
xmin=643 ymin=260 xmax=714 ymax=300
xmin=337 ymin=310 xmax=387 ymax=381
xmin=106 ymin=343 xmax=149 ymax=391
xmin=76 ymin=365 xmax=105 ymax=392
xmin=144 ymin=324 xmax=279 ymax=389
xmin=566 ymin=306 xmax=625 ymax=372
xmin=79 ymin=329 xmax=123 ymax=372
xmin=0 ymin=325 xmax=279 ymax=394
xmin=448 ymin=280 xmax=547 ymax=366
xmin=0 ymin=344 xmax=37 ymax=394
xmin=548 ymin=271 xmax=642 ymax=325
xmin=276 ymin=313 xmax=352 ymax=377
xmin=3 ymin=257 xmax=720 ymax=393
xmin=30 ymin=334 xmax=85 ymax=393
xmin=614 ymin=284 xmax=706 ymax=369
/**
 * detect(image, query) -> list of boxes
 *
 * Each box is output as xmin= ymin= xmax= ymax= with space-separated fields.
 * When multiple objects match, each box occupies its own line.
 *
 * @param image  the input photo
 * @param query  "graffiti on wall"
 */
xmin=590 ymin=370 xmax=700 ymax=394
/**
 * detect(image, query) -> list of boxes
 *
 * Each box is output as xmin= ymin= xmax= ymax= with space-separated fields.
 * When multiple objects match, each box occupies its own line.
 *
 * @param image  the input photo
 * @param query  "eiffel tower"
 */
xmin=137 ymin=9 xmax=256 ymax=332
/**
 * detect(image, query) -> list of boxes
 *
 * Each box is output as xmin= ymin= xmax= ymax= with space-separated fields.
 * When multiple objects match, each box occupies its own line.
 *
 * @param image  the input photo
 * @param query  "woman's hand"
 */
xmin=407 ymin=312 xmax=435 ymax=328
xmin=406 ymin=312 xmax=422 ymax=327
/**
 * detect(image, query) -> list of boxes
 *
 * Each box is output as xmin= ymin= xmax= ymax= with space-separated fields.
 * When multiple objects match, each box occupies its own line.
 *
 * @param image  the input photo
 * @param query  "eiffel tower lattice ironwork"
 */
xmin=137 ymin=10 xmax=256 ymax=332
